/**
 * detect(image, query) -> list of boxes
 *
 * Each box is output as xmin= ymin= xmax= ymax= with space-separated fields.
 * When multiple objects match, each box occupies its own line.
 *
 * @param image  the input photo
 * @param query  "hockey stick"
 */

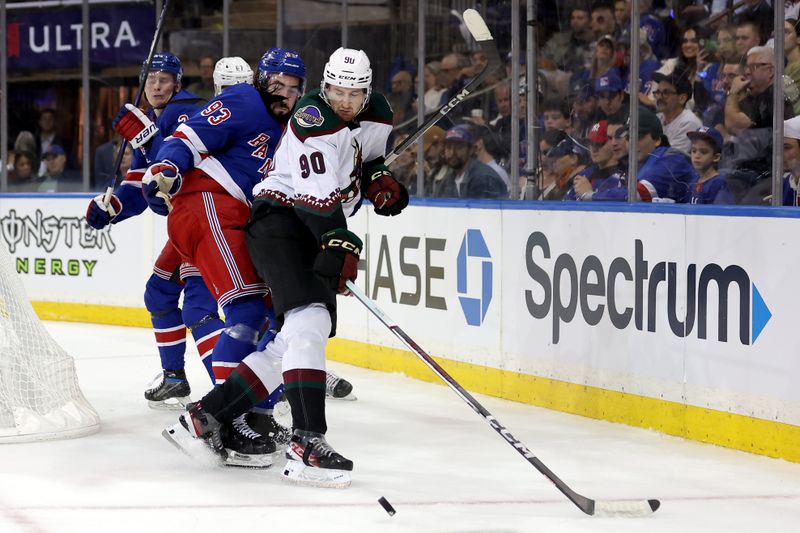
xmin=345 ymin=279 xmax=660 ymax=517
xmin=384 ymin=9 xmax=502 ymax=166
xmin=102 ymin=0 xmax=171 ymax=206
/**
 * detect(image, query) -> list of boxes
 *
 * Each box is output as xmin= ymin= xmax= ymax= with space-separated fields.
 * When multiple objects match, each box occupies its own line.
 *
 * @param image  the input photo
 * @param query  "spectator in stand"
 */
xmin=34 ymin=109 xmax=68 ymax=175
xmin=686 ymin=126 xmax=734 ymax=204
xmin=614 ymin=0 xmax=629 ymax=30
xmin=594 ymin=70 xmax=629 ymax=124
xmin=566 ymin=119 xmax=627 ymax=200
xmin=431 ymin=125 xmax=507 ymax=199
xmin=617 ymin=33 xmax=660 ymax=107
xmin=714 ymin=26 xmax=738 ymax=65
xmin=490 ymin=81 xmax=517 ymax=164
xmin=542 ymin=99 xmax=572 ymax=132
xmin=734 ymin=21 xmax=762 ymax=58
xmin=617 ymin=0 xmax=668 ymax=59
xmin=474 ymin=127 xmax=511 ymax=194
xmin=648 ymin=27 xmax=712 ymax=112
xmin=8 ymin=151 xmax=37 ymax=192
xmin=542 ymin=6 xmax=595 ymax=73
xmin=632 ymin=107 xmax=697 ymax=203
xmin=784 ymin=20 xmax=800 ymax=107
xmin=388 ymin=126 xmax=446 ymax=197
xmin=438 ymin=52 xmax=470 ymax=107
xmin=422 ymin=62 xmax=447 ymax=113
xmin=736 ymin=0 xmax=773 ymax=46
xmin=569 ymin=81 xmax=599 ymax=138
xmin=542 ymin=135 xmax=590 ymax=200
xmin=781 ymin=116 xmax=800 ymax=206
xmin=388 ymin=70 xmax=415 ymax=130
xmin=609 ymin=119 xmax=629 ymax=173
xmin=186 ymin=55 xmax=215 ymax=101
xmin=590 ymin=3 xmax=617 ymax=40
xmin=36 ymin=144 xmax=81 ymax=192
xmin=725 ymin=46 xmax=794 ymax=181
xmin=534 ymin=129 xmax=569 ymax=200
xmin=589 ymin=34 xmax=622 ymax=87
xmin=705 ymin=59 xmax=743 ymax=135
xmin=653 ymin=71 xmax=702 ymax=155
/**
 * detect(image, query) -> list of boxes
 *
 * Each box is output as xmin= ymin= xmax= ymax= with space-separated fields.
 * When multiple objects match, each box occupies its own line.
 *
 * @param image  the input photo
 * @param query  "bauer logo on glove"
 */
xmin=113 ymin=103 xmax=158 ymax=149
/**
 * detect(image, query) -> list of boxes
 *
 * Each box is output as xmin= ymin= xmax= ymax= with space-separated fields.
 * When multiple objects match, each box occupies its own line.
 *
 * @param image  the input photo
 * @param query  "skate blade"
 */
xmin=281 ymin=459 xmax=351 ymax=489
xmin=148 ymin=396 xmax=191 ymax=411
xmin=326 ymin=394 xmax=357 ymax=402
xmin=223 ymin=449 xmax=275 ymax=469
xmin=162 ymin=423 xmax=224 ymax=467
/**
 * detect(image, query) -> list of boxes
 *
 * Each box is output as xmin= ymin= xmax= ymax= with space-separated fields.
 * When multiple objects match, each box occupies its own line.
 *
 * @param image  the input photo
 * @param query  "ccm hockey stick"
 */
xmin=346 ymin=280 xmax=660 ymax=517
xmin=102 ymin=0 xmax=171 ymax=205
xmin=384 ymin=8 xmax=502 ymax=166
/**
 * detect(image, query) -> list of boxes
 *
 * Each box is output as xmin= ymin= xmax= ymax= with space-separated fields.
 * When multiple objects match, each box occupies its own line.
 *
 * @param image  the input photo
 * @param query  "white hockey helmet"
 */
xmin=213 ymin=56 xmax=254 ymax=96
xmin=320 ymin=47 xmax=372 ymax=112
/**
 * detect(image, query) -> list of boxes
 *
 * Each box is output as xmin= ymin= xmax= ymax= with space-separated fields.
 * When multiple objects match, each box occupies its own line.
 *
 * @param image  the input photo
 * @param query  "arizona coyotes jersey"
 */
xmin=156 ymin=83 xmax=284 ymax=204
xmin=252 ymin=89 xmax=393 ymax=219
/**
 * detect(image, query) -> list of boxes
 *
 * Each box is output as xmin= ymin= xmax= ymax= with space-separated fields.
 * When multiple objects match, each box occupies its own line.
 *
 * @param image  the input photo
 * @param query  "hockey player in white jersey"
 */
xmin=167 ymin=48 xmax=407 ymax=486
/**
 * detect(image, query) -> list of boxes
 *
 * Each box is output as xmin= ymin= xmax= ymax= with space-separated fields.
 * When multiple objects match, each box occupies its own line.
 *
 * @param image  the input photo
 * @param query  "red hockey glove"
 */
xmin=113 ymin=103 xmax=157 ymax=149
xmin=313 ymin=228 xmax=363 ymax=294
xmin=364 ymin=167 xmax=409 ymax=216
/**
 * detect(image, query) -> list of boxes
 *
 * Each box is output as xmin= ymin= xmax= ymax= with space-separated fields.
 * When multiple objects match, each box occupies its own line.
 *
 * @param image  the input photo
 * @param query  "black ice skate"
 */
xmin=162 ymin=402 xmax=226 ymax=467
xmin=325 ymin=370 xmax=356 ymax=401
xmin=282 ymin=429 xmax=353 ymax=488
xmin=144 ymin=369 xmax=191 ymax=410
xmin=220 ymin=413 xmax=276 ymax=468
xmin=246 ymin=410 xmax=291 ymax=446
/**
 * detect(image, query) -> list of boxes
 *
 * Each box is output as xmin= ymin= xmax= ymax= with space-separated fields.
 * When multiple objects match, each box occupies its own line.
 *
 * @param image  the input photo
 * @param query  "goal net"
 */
xmin=0 ymin=245 xmax=100 ymax=442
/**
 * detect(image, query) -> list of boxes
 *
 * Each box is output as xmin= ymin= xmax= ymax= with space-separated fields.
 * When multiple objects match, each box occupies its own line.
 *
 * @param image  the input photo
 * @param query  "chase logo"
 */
xmin=457 ymin=229 xmax=492 ymax=326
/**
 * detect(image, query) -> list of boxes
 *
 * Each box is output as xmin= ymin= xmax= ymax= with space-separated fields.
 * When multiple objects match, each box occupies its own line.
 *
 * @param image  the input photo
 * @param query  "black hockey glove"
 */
xmin=364 ymin=166 xmax=409 ymax=216
xmin=313 ymin=228 xmax=363 ymax=294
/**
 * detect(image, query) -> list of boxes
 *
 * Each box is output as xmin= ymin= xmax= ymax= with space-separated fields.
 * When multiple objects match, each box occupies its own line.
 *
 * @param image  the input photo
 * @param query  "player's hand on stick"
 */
xmin=313 ymin=228 xmax=363 ymax=295
xmin=142 ymin=161 xmax=181 ymax=216
xmin=85 ymin=194 xmax=122 ymax=229
xmin=364 ymin=168 xmax=409 ymax=216
xmin=113 ymin=104 xmax=158 ymax=149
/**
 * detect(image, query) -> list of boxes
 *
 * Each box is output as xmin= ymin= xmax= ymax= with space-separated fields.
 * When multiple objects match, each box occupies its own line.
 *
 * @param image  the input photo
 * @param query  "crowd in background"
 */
xmin=4 ymin=0 xmax=800 ymax=205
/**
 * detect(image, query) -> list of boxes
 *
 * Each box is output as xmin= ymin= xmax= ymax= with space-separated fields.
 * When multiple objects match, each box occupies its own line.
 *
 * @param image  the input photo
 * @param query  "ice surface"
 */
xmin=1 ymin=322 xmax=799 ymax=532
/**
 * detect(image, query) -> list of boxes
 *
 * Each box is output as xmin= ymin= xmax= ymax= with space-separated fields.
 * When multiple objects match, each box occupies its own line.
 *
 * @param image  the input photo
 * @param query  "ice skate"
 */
xmin=281 ymin=429 xmax=353 ymax=488
xmin=162 ymin=402 xmax=226 ymax=467
xmin=220 ymin=413 xmax=276 ymax=468
xmin=247 ymin=410 xmax=291 ymax=446
xmin=325 ymin=370 xmax=356 ymax=401
xmin=144 ymin=369 xmax=191 ymax=410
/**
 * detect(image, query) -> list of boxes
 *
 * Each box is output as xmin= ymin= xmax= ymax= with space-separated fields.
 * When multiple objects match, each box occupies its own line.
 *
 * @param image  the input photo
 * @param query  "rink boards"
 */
xmin=2 ymin=194 xmax=800 ymax=461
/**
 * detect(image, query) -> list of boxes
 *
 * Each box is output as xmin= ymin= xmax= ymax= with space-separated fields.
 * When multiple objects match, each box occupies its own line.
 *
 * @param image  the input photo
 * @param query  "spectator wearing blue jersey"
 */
xmin=686 ymin=126 xmax=734 ymax=204
xmin=781 ymin=117 xmax=800 ymax=206
xmin=566 ymin=120 xmax=626 ymax=201
xmin=632 ymin=107 xmax=697 ymax=203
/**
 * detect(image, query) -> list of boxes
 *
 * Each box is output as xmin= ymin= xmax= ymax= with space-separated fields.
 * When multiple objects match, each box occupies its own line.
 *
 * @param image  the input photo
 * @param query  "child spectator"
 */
xmin=542 ymin=99 xmax=572 ymax=132
xmin=542 ymin=135 xmax=589 ymax=200
xmin=686 ymin=126 xmax=734 ymax=204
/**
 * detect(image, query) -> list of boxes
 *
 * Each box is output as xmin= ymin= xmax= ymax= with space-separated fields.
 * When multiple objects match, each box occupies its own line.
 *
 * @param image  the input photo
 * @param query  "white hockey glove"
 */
xmin=142 ymin=161 xmax=182 ymax=216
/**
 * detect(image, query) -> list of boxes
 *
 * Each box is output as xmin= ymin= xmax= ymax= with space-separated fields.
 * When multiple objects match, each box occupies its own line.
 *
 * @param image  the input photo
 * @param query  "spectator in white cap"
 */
xmin=782 ymin=116 xmax=800 ymax=206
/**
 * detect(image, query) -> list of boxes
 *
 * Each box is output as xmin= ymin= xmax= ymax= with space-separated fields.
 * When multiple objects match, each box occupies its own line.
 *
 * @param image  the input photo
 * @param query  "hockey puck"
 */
xmin=378 ymin=496 xmax=396 ymax=516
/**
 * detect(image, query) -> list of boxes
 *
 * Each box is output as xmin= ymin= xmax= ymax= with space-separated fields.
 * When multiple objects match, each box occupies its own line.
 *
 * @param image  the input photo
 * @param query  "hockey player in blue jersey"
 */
xmin=162 ymin=47 xmax=408 ymax=487
xmin=84 ymin=53 xmax=226 ymax=409
xmin=145 ymin=49 xmax=312 ymax=467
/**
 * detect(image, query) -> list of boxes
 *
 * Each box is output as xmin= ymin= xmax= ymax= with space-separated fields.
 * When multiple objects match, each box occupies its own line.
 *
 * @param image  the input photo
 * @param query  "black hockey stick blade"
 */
xmin=384 ymin=8 xmax=502 ymax=166
xmin=345 ymin=280 xmax=660 ymax=517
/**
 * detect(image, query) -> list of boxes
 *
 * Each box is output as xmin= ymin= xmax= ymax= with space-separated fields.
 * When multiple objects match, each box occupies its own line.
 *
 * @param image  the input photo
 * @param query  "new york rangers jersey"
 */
xmin=637 ymin=146 xmax=697 ymax=203
xmin=113 ymin=89 xmax=204 ymax=223
xmin=156 ymin=83 xmax=285 ymax=204
xmin=252 ymin=88 xmax=393 ymax=233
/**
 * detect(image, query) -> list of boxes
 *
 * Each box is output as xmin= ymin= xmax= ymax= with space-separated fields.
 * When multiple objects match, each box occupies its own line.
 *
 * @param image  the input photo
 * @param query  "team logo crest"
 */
xmin=295 ymin=105 xmax=325 ymax=127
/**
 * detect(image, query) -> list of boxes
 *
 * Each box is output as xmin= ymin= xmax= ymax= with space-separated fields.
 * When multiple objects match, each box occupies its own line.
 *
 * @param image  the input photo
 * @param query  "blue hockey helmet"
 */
xmin=143 ymin=52 xmax=183 ymax=84
xmin=257 ymin=48 xmax=306 ymax=95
